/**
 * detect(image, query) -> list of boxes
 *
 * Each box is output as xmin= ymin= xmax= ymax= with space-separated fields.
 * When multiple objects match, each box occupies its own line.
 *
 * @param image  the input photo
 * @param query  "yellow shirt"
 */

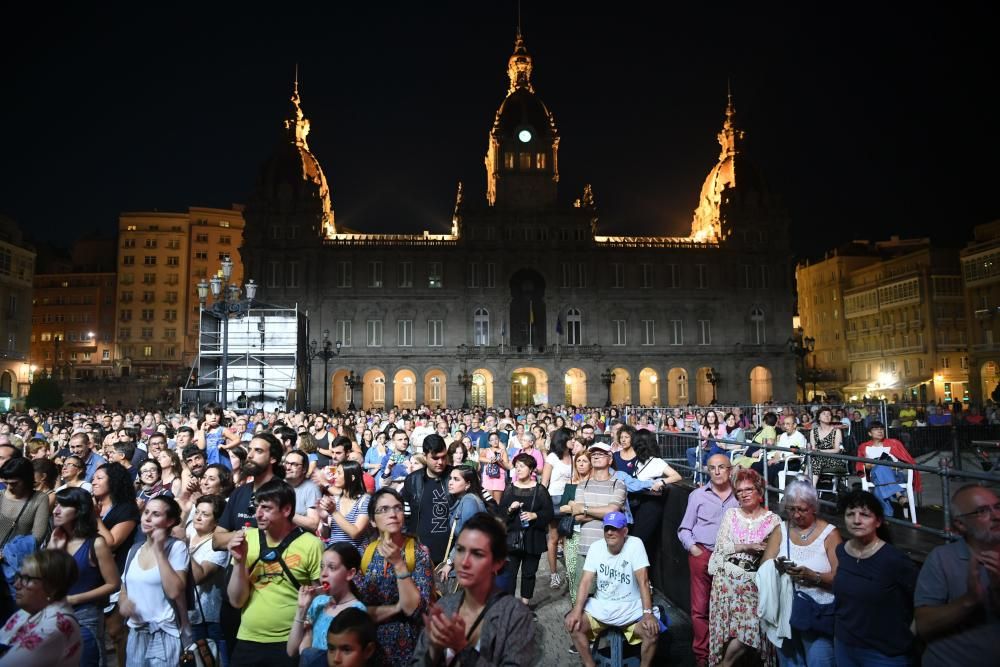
xmin=234 ymin=528 xmax=323 ymax=643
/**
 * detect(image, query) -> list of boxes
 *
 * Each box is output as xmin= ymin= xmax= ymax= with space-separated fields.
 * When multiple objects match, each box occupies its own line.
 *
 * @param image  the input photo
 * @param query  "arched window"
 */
xmin=567 ymin=308 xmax=582 ymax=346
xmin=750 ymin=307 xmax=766 ymax=345
xmin=474 ymin=308 xmax=490 ymax=347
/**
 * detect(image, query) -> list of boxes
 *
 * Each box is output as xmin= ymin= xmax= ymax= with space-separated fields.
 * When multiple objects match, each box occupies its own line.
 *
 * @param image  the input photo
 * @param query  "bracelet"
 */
xmin=642 ymin=608 xmax=653 ymax=615
xmin=395 ymin=570 xmax=413 ymax=580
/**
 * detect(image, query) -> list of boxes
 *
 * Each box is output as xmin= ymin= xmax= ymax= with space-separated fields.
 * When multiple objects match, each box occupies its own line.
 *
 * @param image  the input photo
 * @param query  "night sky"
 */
xmin=2 ymin=3 xmax=996 ymax=259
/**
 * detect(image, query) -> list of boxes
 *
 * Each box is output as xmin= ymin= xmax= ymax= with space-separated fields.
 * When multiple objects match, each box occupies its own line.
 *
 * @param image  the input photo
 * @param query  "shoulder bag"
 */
xmin=506 ymin=485 xmax=538 ymax=554
xmin=786 ymin=522 xmax=835 ymax=636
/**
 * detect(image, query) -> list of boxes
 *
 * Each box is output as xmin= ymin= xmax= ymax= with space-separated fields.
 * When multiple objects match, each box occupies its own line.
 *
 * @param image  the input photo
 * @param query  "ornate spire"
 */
xmin=286 ymin=69 xmax=312 ymax=149
xmin=507 ymin=29 xmax=534 ymax=94
xmin=717 ymin=82 xmax=743 ymax=160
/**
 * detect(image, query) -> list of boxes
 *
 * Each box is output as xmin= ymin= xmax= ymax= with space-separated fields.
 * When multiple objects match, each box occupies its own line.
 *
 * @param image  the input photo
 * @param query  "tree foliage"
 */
xmin=26 ymin=372 xmax=64 ymax=410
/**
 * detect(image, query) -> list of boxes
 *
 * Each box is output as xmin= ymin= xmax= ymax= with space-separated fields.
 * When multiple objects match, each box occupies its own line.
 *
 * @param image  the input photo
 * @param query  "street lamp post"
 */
xmin=197 ymin=256 xmax=257 ymax=410
xmin=706 ymin=367 xmax=720 ymax=404
xmin=787 ymin=332 xmax=816 ymax=402
xmin=345 ymin=370 xmax=362 ymax=411
xmin=309 ymin=330 xmax=341 ymax=411
xmin=457 ymin=370 xmax=472 ymax=409
xmin=600 ymin=368 xmax=616 ymax=407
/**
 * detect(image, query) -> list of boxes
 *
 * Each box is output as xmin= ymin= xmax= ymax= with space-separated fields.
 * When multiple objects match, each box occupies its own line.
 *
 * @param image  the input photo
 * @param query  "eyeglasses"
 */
xmin=957 ymin=502 xmax=1000 ymax=519
xmin=374 ymin=504 xmax=404 ymax=515
xmin=13 ymin=573 xmax=42 ymax=587
xmin=735 ymin=488 xmax=758 ymax=495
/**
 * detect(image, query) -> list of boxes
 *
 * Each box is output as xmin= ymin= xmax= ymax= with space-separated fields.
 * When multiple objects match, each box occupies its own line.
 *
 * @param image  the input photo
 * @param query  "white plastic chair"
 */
xmin=860 ymin=449 xmax=917 ymax=524
xmin=777 ymin=455 xmax=805 ymax=500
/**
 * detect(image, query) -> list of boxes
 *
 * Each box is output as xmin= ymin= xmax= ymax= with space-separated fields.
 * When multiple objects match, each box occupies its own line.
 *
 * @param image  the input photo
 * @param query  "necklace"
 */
xmin=851 ymin=538 xmax=882 ymax=563
xmin=798 ymin=523 xmax=817 ymax=541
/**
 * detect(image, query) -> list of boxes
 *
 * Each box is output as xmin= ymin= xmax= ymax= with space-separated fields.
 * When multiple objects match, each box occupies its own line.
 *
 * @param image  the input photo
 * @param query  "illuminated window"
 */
xmin=536 ymin=153 xmax=546 ymax=169
xmin=143 ymin=346 xmax=153 ymax=358
xmin=504 ymin=152 xmax=515 ymax=169
xmin=519 ymin=153 xmax=531 ymax=170
xmin=428 ymin=262 xmax=442 ymax=288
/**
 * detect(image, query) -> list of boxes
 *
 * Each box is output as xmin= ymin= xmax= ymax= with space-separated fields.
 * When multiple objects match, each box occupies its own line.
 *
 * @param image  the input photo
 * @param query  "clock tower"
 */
xmin=484 ymin=30 xmax=560 ymax=210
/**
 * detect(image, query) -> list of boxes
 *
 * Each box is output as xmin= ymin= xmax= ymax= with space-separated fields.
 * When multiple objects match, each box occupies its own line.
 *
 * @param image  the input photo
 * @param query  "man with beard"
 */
xmin=914 ymin=484 xmax=1000 ymax=666
xmin=213 ymin=433 xmax=285 ymax=548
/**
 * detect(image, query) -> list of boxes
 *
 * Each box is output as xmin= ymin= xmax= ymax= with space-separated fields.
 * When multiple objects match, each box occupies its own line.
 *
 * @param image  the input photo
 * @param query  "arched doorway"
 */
xmin=696 ymin=367 xmax=714 ymax=405
xmin=331 ymin=370 xmax=349 ymax=411
xmin=564 ymin=368 xmax=587 ymax=406
xmin=639 ymin=368 xmax=660 ymax=406
xmin=749 ymin=366 xmax=772 ymax=404
xmin=362 ymin=370 xmax=385 ymax=410
xmin=667 ymin=368 xmax=688 ymax=406
xmin=0 ymin=371 xmax=12 ymax=395
xmin=471 ymin=368 xmax=493 ymax=407
xmin=424 ymin=369 xmax=447 ymax=409
xmin=981 ymin=361 xmax=1000 ymax=403
xmin=393 ymin=369 xmax=417 ymax=410
xmin=511 ymin=367 xmax=548 ymax=407
xmin=610 ymin=367 xmax=631 ymax=405
xmin=509 ymin=268 xmax=546 ymax=352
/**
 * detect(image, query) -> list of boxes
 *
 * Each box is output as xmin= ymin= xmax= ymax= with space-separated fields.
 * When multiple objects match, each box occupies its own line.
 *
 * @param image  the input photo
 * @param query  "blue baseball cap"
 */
xmin=603 ymin=512 xmax=628 ymax=530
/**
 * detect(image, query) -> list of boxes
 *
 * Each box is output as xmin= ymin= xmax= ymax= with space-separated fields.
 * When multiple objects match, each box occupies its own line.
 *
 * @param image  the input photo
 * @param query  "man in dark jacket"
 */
xmin=400 ymin=434 xmax=451 ymax=564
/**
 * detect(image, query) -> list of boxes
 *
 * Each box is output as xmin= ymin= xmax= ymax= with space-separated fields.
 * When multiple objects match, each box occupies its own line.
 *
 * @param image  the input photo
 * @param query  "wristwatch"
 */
xmin=582 ymin=504 xmax=590 ymax=516
xmin=446 ymin=558 xmax=454 ymax=566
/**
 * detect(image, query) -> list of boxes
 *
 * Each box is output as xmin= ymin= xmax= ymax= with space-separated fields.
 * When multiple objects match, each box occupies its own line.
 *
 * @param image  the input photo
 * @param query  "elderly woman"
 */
xmin=833 ymin=491 xmax=917 ymax=666
xmin=707 ymin=468 xmax=780 ymax=667
xmin=761 ymin=478 xmax=841 ymax=667
xmin=0 ymin=549 xmax=82 ymax=666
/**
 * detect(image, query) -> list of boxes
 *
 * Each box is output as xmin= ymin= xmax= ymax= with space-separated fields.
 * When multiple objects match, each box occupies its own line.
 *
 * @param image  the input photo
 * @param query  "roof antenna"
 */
xmin=294 ymin=62 xmax=300 ymax=96
xmin=517 ymin=0 xmax=522 ymax=38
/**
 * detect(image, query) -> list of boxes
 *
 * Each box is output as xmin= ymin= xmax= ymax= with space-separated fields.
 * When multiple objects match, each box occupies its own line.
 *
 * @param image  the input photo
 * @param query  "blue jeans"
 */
xmin=74 ymin=604 xmax=103 ymax=667
xmin=869 ymin=465 xmax=905 ymax=516
xmin=191 ymin=621 xmax=228 ymax=667
xmin=834 ymin=638 xmax=912 ymax=667
xmin=777 ymin=630 xmax=834 ymax=667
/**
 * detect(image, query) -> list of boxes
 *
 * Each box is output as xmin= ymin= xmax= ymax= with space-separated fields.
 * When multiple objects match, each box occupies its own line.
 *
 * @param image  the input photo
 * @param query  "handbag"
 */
xmin=785 ymin=522 xmax=835 ymax=636
xmin=485 ymin=458 xmax=502 ymax=478
xmin=557 ymin=483 xmax=577 ymax=537
xmin=505 ymin=485 xmax=538 ymax=553
xmin=434 ymin=518 xmax=461 ymax=596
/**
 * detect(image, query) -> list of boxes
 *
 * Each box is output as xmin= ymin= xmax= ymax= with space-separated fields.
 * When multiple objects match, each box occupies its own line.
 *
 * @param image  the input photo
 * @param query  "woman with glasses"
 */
xmin=317 ymin=460 xmax=371 ymax=552
xmin=135 ymin=459 xmax=172 ymax=511
xmin=0 ymin=550 xmax=82 ymax=666
xmin=55 ymin=455 xmax=92 ymax=493
xmin=707 ymin=468 xmax=779 ymax=667
xmin=761 ymin=478 xmax=841 ymax=667
xmin=46 ymin=486 xmax=121 ymax=667
xmin=356 ymin=488 xmax=434 ymax=667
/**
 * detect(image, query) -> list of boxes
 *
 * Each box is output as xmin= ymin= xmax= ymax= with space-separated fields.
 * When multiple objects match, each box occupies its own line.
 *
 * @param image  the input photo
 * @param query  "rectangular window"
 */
xmin=219 ymin=235 xmax=231 ymax=245
xmin=577 ymin=264 xmax=586 ymax=288
xmin=102 ymin=349 xmax=110 ymax=361
xmin=642 ymin=319 xmax=655 ymax=346
xmin=641 ymin=264 xmax=653 ymax=289
xmin=742 ymin=265 xmax=752 ymax=289
xmin=666 ymin=264 xmax=678 ymax=289
xmin=337 ymin=262 xmax=352 ymax=288
xmin=142 ymin=291 xmax=155 ymax=303
xmin=428 ymin=320 xmax=443 ymax=347
xmin=467 ymin=263 xmax=479 ymax=288
xmin=561 ymin=263 xmax=571 ymax=288
xmin=141 ymin=309 xmax=154 ymax=321
xmin=123 ymin=239 xmax=136 ymax=248
xmin=123 ymin=255 xmax=135 ymax=266
xmin=369 ymin=262 xmax=383 ymax=288
xmin=143 ymin=346 xmax=153 ymax=358
xmin=698 ymin=319 xmax=712 ymax=345
xmin=165 ymin=309 xmax=177 ymax=321
xmin=760 ymin=265 xmax=769 ymax=289
xmin=612 ymin=319 xmax=627 ymax=346
xmin=696 ymin=264 xmax=707 ymax=289
xmin=612 ymin=263 xmax=624 ymax=288
xmin=195 ymin=233 xmax=209 ymax=243
xmin=142 ymin=273 xmax=155 ymax=284
xmin=397 ymin=319 xmax=412 ymax=347
xmin=267 ymin=261 xmax=281 ymax=288
xmin=399 ymin=262 xmax=413 ymax=288
xmin=941 ymin=357 xmax=949 ymax=369
xmin=194 ymin=251 xmax=208 ymax=261
xmin=485 ymin=263 xmax=495 ymax=289
xmin=670 ymin=320 xmax=683 ymax=345
xmin=141 ymin=327 xmax=153 ymax=339
xmin=428 ymin=262 xmax=443 ymax=288
xmin=519 ymin=152 xmax=532 ymax=170
xmin=120 ymin=310 xmax=132 ymax=322
xmin=504 ymin=152 xmax=515 ymax=169
xmin=166 ymin=256 xmax=179 ymax=266
xmin=336 ymin=320 xmax=352 ymax=347
xmin=286 ymin=261 xmax=300 ymax=288
xmin=366 ymin=320 xmax=383 ymax=347
xmin=143 ymin=256 xmax=156 ymax=266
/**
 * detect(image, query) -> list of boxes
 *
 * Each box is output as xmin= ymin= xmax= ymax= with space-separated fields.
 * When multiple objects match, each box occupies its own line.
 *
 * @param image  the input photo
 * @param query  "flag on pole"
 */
xmin=529 ymin=300 xmax=534 ymax=326
xmin=501 ymin=317 xmax=506 ymax=341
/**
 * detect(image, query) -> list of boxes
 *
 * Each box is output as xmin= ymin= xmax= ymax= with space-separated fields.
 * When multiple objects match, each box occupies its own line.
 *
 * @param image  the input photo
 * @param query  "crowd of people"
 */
xmin=0 ymin=400 xmax=994 ymax=667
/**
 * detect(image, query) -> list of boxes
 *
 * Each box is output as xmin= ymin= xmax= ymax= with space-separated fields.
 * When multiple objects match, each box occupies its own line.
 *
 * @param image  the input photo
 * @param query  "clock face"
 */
xmin=518 ymin=129 xmax=532 ymax=143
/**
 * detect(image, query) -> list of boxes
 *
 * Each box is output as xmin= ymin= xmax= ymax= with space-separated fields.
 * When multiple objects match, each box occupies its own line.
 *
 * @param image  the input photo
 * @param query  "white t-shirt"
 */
xmin=545 ymin=452 xmax=572 ymax=497
xmin=123 ymin=540 xmax=190 ymax=636
xmin=634 ymin=457 xmax=670 ymax=481
xmin=583 ymin=535 xmax=650 ymax=626
xmin=186 ymin=525 xmax=229 ymax=624
xmin=777 ymin=430 xmax=807 ymax=458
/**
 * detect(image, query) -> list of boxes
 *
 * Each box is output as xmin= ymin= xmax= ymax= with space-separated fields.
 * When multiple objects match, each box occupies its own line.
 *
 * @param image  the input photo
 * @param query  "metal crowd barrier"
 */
xmin=649 ymin=429 xmax=1000 ymax=543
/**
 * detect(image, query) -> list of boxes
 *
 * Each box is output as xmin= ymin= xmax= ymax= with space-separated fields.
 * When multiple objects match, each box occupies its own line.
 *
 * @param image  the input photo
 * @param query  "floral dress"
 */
xmin=0 ymin=601 xmax=82 ymax=666
xmin=354 ymin=538 xmax=434 ymax=667
xmin=810 ymin=426 xmax=846 ymax=476
xmin=707 ymin=507 xmax=780 ymax=666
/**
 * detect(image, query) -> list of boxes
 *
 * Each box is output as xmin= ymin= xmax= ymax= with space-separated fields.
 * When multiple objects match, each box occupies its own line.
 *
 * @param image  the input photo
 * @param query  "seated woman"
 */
xmin=410 ymin=512 xmax=538 ymax=666
xmin=0 ymin=549 xmax=82 ymax=666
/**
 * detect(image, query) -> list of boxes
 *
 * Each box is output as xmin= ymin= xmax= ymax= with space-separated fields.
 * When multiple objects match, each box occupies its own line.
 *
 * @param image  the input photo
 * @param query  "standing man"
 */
xmin=68 ymin=431 xmax=106 ymax=482
xmin=214 ymin=433 xmax=286 ymax=548
xmin=282 ymin=449 xmax=321 ymax=532
xmin=677 ymin=454 xmax=738 ymax=667
xmin=379 ymin=430 xmax=412 ymax=490
xmin=227 ymin=479 xmax=323 ymax=667
xmin=400 ymin=434 xmax=452 ymax=565
xmin=914 ymin=484 xmax=1000 ymax=666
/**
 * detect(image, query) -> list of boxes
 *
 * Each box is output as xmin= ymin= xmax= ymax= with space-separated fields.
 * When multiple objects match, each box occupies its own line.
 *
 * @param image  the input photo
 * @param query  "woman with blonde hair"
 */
xmin=561 ymin=449 xmax=592 ymax=605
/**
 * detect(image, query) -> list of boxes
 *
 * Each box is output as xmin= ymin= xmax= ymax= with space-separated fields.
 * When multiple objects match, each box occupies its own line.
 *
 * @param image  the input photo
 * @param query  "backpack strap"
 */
xmin=362 ymin=536 xmax=417 ymax=575
xmin=248 ymin=527 xmax=307 ymax=589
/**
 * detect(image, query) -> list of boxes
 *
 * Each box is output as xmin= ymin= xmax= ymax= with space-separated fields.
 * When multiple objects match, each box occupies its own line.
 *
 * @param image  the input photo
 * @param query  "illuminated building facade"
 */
xmin=115 ymin=208 xmax=244 ymax=375
xmin=0 ymin=215 xmax=35 ymax=409
xmin=241 ymin=34 xmax=796 ymax=410
xmin=961 ymin=220 xmax=1000 ymax=404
